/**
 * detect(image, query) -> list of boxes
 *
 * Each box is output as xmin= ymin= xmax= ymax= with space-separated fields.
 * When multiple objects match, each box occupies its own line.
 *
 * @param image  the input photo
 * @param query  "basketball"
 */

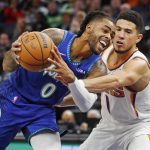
xmin=16 ymin=32 xmax=54 ymax=72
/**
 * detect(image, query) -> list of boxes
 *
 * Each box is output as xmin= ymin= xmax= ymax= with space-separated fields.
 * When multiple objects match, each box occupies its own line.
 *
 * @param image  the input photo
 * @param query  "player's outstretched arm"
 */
xmin=83 ymin=58 xmax=150 ymax=93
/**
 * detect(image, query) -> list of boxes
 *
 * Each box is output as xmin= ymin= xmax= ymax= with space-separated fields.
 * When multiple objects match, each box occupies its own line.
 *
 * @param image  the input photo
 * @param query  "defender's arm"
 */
xmin=84 ymin=58 xmax=149 ymax=93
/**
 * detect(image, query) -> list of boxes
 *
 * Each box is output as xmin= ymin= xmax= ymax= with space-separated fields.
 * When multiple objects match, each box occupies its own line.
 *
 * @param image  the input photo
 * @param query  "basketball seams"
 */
xmin=19 ymin=32 xmax=52 ymax=72
xmin=19 ymin=58 xmax=44 ymax=66
xmin=21 ymin=35 xmax=42 ymax=61
xmin=34 ymin=32 xmax=45 ymax=71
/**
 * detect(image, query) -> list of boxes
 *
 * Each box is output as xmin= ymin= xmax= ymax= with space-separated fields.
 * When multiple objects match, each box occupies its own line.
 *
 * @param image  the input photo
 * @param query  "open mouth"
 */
xmin=98 ymin=39 xmax=108 ymax=52
xmin=116 ymin=41 xmax=124 ymax=46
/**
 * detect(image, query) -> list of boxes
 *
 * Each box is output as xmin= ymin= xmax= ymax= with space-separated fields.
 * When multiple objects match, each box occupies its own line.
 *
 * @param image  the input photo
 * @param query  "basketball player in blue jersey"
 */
xmin=0 ymin=11 xmax=114 ymax=150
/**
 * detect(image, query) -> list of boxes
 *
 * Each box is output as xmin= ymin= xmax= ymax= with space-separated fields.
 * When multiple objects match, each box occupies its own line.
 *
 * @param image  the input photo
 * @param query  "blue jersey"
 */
xmin=9 ymin=31 xmax=99 ymax=106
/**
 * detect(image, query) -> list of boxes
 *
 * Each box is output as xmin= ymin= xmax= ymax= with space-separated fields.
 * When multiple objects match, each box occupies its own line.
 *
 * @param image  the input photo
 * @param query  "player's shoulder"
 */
xmin=86 ymin=59 xmax=107 ymax=78
xmin=42 ymin=28 xmax=65 ymax=45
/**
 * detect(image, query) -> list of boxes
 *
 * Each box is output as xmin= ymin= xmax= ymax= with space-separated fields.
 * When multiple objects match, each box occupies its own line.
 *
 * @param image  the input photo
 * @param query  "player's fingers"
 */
xmin=12 ymin=41 xmax=21 ymax=47
xmin=11 ymin=47 xmax=21 ymax=52
xmin=53 ymin=46 xmax=62 ymax=59
xmin=51 ymin=49 xmax=61 ymax=62
xmin=47 ymin=58 xmax=61 ymax=68
xmin=55 ymin=76 xmax=68 ymax=86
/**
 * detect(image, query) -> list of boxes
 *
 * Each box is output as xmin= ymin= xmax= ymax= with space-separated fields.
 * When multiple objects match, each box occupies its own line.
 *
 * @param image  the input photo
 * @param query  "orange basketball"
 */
xmin=16 ymin=32 xmax=54 ymax=72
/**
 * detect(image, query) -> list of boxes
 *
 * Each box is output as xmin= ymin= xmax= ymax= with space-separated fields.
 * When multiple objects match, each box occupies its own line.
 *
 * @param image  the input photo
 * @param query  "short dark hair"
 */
xmin=77 ymin=11 xmax=111 ymax=37
xmin=116 ymin=10 xmax=144 ymax=32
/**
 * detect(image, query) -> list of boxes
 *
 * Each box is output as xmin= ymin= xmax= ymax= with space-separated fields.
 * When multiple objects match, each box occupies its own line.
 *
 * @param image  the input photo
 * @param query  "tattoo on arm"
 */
xmin=3 ymin=51 xmax=18 ymax=72
xmin=86 ymin=59 xmax=107 ymax=79
xmin=42 ymin=28 xmax=64 ymax=46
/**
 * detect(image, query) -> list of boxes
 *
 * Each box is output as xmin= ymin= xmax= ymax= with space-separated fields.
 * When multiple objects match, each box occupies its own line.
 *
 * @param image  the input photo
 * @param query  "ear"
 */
xmin=85 ymin=23 xmax=93 ymax=34
xmin=136 ymin=33 xmax=143 ymax=44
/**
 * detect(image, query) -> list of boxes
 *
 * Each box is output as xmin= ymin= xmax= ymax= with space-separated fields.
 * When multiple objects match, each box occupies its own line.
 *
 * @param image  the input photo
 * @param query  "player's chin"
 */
xmin=96 ymin=48 xmax=104 ymax=54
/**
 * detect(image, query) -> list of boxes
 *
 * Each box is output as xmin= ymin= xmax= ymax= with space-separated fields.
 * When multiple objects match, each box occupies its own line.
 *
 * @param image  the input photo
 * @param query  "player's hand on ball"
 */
xmin=45 ymin=46 xmax=76 ymax=85
xmin=11 ymin=32 xmax=28 ymax=64
xmin=11 ymin=40 xmax=21 ymax=64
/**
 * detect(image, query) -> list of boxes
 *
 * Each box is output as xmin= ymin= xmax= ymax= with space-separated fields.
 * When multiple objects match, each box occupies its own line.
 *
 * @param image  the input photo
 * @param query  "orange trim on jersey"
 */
xmin=130 ymin=92 xmax=138 ymax=117
xmin=107 ymin=50 xmax=138 ymax=71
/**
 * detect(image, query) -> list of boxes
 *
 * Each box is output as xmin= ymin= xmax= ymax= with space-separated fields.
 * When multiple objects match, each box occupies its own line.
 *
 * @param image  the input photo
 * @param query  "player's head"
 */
xmin=77 ymin=11 xmax=114 ymax=55
xmin=113 ymin=10 xmax=144 ymax=54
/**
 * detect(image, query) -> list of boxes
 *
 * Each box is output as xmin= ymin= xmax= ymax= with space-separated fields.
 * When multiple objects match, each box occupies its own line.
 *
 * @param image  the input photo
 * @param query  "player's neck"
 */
xmin=71 ymin=37 xmax=92 ymax=61
xmin=114 ymin=46 xmax=138 ymax=60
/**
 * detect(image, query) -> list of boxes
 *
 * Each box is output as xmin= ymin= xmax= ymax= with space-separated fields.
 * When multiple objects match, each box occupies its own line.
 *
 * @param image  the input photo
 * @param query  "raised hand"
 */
xmin=45 ymin=46 xmax=76 ymax=85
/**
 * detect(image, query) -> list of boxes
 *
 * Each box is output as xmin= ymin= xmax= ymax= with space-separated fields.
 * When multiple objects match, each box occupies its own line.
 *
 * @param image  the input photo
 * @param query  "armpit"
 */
xmin=86 ymin=59 xmax=107 ymax=79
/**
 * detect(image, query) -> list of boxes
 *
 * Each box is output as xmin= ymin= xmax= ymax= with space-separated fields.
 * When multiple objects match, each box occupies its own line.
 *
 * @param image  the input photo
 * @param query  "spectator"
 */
xmin=69 ymin=18 xmax=80 ymax=34
xmin=0 ymin=32 xmax=11 ymax=79
xmin=12 ymin=17 xmax=26 ymax=42
xmin=87 ymin=109 xmax=101 ymax=119
xmin=59 ymin=110 xmax=79 ymax=133
xmin=87 ymin=109 xmax=101 ymax=131
xmin=60 ymin=4 xmax=73 ymax=30
xmin=46 ymin=1 xmax=61 ymax=28
xmin=79 ymin=122 xmax=89 ymax=133
xmin=120 ymin=3 xmax=131 ymax=12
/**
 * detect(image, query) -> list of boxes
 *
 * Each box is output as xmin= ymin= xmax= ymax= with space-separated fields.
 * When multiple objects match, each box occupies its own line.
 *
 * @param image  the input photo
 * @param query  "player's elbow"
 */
xmin=3 ymin=62 xmax=18 ymax=72
xmin=3 ymin=63 xmax=11 ymax=72
xmin=116 ymin=74 xmax=137 ymax=87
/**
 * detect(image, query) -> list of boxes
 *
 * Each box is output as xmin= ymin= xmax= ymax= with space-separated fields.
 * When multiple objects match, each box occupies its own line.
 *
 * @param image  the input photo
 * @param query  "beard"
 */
xmin=88 ymin=38 xmax=99 ymax=55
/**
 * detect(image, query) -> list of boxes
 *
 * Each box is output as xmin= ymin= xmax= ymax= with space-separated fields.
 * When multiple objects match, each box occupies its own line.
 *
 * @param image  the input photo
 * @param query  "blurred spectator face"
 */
xmin=0 ymin=33 xmax=10 ymax=46
xmin=86 ymin=0 xmax=101 ymax=11
xmin=120 ymin=3 xmax=131 ymax=12
xmin=61 ymin=110 xmax=75 ymax=123
xmin=111 ymin=0 xmax=121 ymax=9
xmin=87 ymin=109 xmax=101 ymax=119
xmin=17 ymin=17 xmax=26 ymax=29
xmin=102 ymin=5 xmax=113 ymax=17
xmin=70 ymin=19 xmax=80 ymax=33
xmin=80 ymin=122 xmax=88 ymax=132
xmin=32 ymin=0 xmax=41 ymax=7
xmin=76 ymin=11 xmax=86 ymax=25
xmin=10 ymin=0 xmax=18 ymax=9
xmin=48 ymin=1 xmax=57 ymax=14
xmin=62 ymin=13 xmax=71 ymax=24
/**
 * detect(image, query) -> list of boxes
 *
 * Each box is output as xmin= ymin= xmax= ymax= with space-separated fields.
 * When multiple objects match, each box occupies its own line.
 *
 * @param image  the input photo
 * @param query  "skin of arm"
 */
xmin=84 ymin=58 xmax=149 ymax=93
xmin=3 ymin=51 xmax=18 ymax=72
xmin=2 ymin=28 xmax=64 ymax=72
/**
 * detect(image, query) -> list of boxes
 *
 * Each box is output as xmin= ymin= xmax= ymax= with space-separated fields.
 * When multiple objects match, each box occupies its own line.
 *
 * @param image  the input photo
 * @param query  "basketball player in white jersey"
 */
xmin=47 ymin=10 xmax=150 ymax=150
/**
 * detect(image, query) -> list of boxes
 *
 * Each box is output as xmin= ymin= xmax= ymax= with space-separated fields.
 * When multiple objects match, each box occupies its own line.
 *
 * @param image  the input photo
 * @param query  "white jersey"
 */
xmin=96 ymin=47 xmax=150 ymax=149
xmin=101 ymin=47 xmax=150 ymax=125
xmin=80 ymin=48 xmax=150 ymax=150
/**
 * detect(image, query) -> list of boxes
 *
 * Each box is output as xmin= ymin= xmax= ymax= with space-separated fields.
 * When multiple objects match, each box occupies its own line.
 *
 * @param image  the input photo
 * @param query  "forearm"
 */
xmin=83 ymin=70 xmax=136 ymax=93
xmin=3 ymin=51 xmax=18 ymax=72
xmin=83 ymin=75 xmax=119 ymax=93
xmin=68 ymin=78 xmax=98 ymax=112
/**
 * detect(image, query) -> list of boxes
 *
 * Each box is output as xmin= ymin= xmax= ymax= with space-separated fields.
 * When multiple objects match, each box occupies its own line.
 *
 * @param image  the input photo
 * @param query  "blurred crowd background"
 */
xmin=0 ymin=0 xmax=150 ymax=135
